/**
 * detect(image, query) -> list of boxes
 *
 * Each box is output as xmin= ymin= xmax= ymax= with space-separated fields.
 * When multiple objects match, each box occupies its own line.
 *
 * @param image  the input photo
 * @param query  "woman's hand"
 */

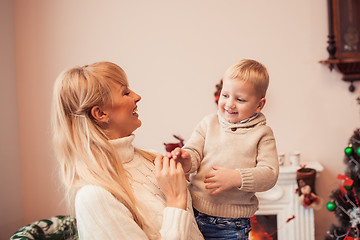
xmin=204 ymin=166 xmax=242 ymax=195
xmin=155 ymin=155 xmax=187 ymax=210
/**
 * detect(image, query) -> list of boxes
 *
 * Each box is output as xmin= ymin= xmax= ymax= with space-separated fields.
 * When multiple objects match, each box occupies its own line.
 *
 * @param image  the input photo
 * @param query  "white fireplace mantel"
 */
xmin=254 ymin=162 xmax=323 ymax=240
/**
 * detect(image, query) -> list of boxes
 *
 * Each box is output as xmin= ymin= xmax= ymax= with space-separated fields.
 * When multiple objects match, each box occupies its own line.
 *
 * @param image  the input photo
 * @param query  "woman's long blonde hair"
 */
xmin=51 ymin=61 xmax=157 ymax=238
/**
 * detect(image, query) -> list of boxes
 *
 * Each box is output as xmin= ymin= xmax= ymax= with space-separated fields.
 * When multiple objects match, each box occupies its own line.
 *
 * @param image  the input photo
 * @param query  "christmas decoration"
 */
xmin=345 ymin=146 xmax=354 ymax=156
xmin=357 ymin=96 xmax=360 ymax=104
xmin=214 ymin=79 xmax=223 ymax=105
xmin=296 ymin=167 xmax=323 ymax=210
xmin=338 ymin=174 xmax=354 ymax=195
xmin=325 ymin=129 xmax=360 ymax=240
xmin=163 ymin=135 xmax=184 ymax=152
xmin=327 ymin=201 xmax=337 ymax=212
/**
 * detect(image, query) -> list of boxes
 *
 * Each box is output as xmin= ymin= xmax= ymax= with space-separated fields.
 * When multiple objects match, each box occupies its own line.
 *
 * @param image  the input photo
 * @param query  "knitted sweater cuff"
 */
xmin=160 ymin=207 xmax=191 ymax=239
xmin=237 ymin=168 xmax=255 ymax=192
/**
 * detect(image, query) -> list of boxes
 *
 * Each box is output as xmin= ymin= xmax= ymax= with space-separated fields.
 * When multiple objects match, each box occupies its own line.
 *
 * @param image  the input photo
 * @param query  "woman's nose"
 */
xmin=134 ymin=92 xmax=141 ymax=103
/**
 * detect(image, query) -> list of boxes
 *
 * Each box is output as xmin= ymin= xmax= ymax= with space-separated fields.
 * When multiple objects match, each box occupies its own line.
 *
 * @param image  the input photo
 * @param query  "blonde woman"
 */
xmin=52 ymin=61 xmax=203 ymax=240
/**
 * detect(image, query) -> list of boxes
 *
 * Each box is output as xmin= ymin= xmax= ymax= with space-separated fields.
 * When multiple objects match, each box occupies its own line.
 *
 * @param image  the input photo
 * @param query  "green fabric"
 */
xmin=10 ymin=215 xmax=78 ymax=240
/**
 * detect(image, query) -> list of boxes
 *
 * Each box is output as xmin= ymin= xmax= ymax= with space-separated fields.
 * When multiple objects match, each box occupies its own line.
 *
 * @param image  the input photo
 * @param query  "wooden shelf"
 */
xmin=320 ymin=58 xmax=360 ymax=78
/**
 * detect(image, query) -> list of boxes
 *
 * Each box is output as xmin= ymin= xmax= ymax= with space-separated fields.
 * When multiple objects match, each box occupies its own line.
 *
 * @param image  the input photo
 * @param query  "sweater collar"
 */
xmin=217 ymin=112 xmax=266 ymax=130
xmin=109 ymin=134 xmax=135 ymax=163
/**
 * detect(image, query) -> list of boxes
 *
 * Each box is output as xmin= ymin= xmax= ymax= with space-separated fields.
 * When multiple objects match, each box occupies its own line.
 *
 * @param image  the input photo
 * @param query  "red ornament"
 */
xmin=337 ymin=174 xmax=354 ymax=195
xmin=163 ymin=135 xmax=184 ymax=152
xmin=214 ymin=79 xmax=223 ymax=104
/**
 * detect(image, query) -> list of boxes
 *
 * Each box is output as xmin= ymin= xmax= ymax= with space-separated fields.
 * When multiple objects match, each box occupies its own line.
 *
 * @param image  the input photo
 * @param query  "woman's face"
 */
xmin=102 ymin=83 xmax=142 ymax=139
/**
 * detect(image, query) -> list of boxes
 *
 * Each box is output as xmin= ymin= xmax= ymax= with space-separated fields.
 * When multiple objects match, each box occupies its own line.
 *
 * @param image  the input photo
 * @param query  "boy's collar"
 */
xmin=217 ymin=112 xmax=259 ymax=125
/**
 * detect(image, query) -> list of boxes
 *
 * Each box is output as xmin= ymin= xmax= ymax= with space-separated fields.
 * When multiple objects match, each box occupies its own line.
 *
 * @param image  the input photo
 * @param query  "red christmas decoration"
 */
xmin=338 ymin=174 xmax=354 ymax=195
xmin=214 ymin=79 xmax=223 ymax=105
xmin=163 ymin=135 xmax=184 ymax=152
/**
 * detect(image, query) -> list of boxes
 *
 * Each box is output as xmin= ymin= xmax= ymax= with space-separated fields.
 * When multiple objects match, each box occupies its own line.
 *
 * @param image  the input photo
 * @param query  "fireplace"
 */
xmin=250 ymin=215 xmax=278 ymax=240
xmin=251 ymin=162 xmax=323 ymax=240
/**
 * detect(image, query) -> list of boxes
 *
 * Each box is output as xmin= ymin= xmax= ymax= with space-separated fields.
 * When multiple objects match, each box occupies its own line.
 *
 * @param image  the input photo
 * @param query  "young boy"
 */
xmin=168 ymin=59 xmax=279 ymax=239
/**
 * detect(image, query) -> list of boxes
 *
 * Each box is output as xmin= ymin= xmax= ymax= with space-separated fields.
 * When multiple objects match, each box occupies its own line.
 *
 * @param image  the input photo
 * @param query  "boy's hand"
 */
xmin=165 ymin=147 xmax=192 ymax=173
xmin=204 ymin=166 xmax=242 ymax=195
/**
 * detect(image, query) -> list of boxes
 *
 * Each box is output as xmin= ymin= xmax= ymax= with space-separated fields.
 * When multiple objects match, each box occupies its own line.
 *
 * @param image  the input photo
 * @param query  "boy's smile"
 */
xmin=224 ymin=109 xmax=238 ymax=115
xmin=218 ymin=78 xmax=265 ymax=124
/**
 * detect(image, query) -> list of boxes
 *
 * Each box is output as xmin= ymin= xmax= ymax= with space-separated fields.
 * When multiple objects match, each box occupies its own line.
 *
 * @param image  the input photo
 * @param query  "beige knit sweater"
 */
xmin=184 ymin=113 xmax=279 ymax=218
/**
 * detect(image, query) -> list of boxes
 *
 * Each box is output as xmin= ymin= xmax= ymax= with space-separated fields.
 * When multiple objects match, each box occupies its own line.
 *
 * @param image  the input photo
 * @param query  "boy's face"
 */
xmin=218 ymin=78 xmax=265 ymax=123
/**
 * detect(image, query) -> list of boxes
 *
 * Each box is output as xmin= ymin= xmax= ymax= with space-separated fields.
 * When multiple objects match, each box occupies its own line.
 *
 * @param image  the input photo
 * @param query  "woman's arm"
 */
xmin=75 ymin=185 xmax=149 ymax=239
xmin=75 ymin=183 xmax=195 ymax=239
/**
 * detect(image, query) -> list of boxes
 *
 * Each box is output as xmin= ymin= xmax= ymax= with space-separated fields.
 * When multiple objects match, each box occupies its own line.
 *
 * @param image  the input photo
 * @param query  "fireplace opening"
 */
xmin=250 ymin=214 xmax=278 ymax=240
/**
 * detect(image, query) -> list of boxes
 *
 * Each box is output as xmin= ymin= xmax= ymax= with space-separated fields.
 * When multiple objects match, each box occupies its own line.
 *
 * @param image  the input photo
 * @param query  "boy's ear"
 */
xmin=91 ymin=106 xmax=109 ymax=123
xmin=256 ymin=97 xmax=266 ymax=112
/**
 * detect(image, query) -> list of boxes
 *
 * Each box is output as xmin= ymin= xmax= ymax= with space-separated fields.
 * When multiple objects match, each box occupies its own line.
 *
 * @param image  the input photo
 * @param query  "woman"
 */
xmin=51 ymin=61 xmax=203 ymax=239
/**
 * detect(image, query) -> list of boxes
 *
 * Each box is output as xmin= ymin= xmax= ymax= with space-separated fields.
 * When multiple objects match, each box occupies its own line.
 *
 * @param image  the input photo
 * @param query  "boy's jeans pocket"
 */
xmin=194 ymin=208 xmax=251 ymax=240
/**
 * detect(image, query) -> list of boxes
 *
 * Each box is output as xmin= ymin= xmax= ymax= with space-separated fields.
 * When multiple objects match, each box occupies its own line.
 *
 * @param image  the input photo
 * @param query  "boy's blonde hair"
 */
xmin=223 ymin=59 xmax=269 ymax=98
xmin=51 ymin=61 xmax=158 ymax=238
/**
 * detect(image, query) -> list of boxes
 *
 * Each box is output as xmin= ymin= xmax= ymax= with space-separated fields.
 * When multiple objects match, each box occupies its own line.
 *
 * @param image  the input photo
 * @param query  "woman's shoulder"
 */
xmin=76 ymin=184 xmax=109 ymax=198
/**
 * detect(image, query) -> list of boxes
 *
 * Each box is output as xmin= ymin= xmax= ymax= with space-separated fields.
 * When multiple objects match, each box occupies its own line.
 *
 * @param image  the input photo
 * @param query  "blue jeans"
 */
xmin=194 ymin=208 xmax=251 ymax=240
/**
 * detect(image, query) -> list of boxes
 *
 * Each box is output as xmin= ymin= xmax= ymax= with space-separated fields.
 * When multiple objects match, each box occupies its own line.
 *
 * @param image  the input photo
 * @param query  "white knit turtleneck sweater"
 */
xmin=75 ymin=135 xmax=204 ymax=240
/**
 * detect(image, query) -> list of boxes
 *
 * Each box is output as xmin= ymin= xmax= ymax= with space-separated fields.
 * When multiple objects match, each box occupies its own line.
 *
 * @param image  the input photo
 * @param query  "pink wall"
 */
xmin=0 ymin=0 xmax=24 ymax=238
xmin=10 ymin=0 xmax=360 ymax=239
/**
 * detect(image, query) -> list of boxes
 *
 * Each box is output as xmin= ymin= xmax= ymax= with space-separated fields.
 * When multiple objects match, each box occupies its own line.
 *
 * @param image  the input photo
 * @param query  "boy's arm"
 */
xmin=238 ymin=128 xmax=279 ymax=193
xmin=167 ymin=118 xmax=207 ymax=174
xmin=182 ymin=120 xmax=207 ymax=174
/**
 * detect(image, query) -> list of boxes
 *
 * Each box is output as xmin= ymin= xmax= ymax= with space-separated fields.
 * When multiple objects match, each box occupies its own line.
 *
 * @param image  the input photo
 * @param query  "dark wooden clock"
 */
xmin=320 ymin=0 xmax=360 ymax=92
